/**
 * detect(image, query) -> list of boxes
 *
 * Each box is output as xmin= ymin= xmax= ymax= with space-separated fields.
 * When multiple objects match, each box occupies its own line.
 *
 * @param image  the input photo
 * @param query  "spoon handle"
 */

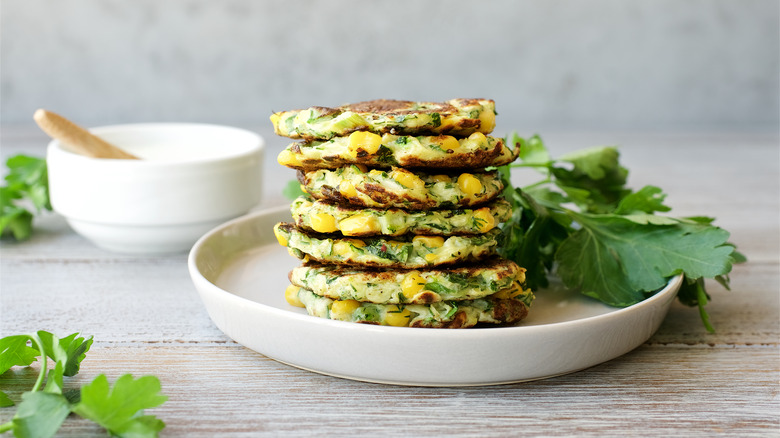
xmin=34 ymin=109 xmax=139 ymax=160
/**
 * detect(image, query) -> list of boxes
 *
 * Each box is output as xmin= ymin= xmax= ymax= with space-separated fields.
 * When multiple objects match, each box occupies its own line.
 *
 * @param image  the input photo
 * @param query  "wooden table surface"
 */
xmin=1 ymin=126 xmax=778 ymax=437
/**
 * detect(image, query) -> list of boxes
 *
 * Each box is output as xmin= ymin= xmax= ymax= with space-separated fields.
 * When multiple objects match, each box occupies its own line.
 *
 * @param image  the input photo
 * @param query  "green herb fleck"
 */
xmin=430 ymin=113 xmax=441 ymax=127
xmin=423 ymin=281 xmax=454 ymax=294
xmin=374 ymin=146 xmax=398 ymax=166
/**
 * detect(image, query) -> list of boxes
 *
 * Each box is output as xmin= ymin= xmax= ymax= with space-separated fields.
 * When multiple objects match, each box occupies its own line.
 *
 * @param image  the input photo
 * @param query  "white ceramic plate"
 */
xmin=188 ymin=206 xmax=682 ymax=386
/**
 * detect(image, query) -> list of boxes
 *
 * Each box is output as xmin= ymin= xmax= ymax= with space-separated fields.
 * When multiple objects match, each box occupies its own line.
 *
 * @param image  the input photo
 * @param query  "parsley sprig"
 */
xmin=497 ymin=134 xmax=745 ymax=331
xmin=0 ymin=155 xmax=51 ymax=241
xmin=0 ymin=331 xmax=167 ymax=438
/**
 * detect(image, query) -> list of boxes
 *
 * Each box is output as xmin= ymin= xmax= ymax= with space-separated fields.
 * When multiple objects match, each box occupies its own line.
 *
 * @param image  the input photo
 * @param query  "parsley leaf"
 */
xmin=614 ymin=185 xmax=671 ymax=215
xmin=515 ymin=134 xmax=552 ymax=170
xmin=36 ymin=331 xmax=93 ymax=377
xmin=0 ymin=331 xmax=167 ymax=437
xmin=555 ymin=213 xmax=735 ymax=306
xmin=10 ymin=391 xmax=71 ymax=438
xmin=0 ymin=393 xmax=13 ymax=408
xmin=4 ymin=155 xmax=51 ymax=212
xmin=0 ymin=155 xmax=51 ymax=241
xmin=552 ymin=146 xmax=630 ymax=213
xmin=0 ymin=335 xmax=40 ymax=374
xmin=499 ymin=135 xmax=744 ymax=330
xmin=282 ymin=179 xmax=306 ymax=200
xmin=73 ymin=374 xmax=167 ymax=437
xmin=497 ymin=186 xmax=569 ymax=291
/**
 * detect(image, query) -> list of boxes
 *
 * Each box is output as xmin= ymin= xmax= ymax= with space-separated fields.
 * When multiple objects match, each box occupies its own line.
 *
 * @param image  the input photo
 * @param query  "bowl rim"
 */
xmin=47 ymin=122 xmax=265 ymax=166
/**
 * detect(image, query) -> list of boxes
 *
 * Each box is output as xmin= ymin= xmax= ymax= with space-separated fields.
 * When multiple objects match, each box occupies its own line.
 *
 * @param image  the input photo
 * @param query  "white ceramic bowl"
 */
xmin=47 ymin=123 xmax=264 ymax=254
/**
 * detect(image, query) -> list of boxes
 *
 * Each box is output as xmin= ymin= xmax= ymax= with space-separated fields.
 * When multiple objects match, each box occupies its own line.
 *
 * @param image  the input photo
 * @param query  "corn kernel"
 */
xmin=348 ymin=131 xmax=382 ymax=158
xmin=509 ymin=287 xmax=524 ymax=299
xmin=342 ymin=239 xmax=364 ymax=248
xmin=424 ymin=253 xmax=439 ymax=263
xmin=437 ymin=135 xmax=460 ymax=152
xmin=385 ymin=305 xmax=411 ymax=327
xmin=391 ymin=169 xmax=424 ymax=190
xmin=401 ymin=272 xmax=426 ymax=299
xmin=516 ymin=268 xmax=526 ymax=284
xmin=493 ymin=282 xmax=523 ymax=300
xmin=284 ymin=285 xmax=304 ymax=307
xmin=273 ymin=225 xmax=288 ymax=247
xmin=333 ymin=241 xmax=352 ymax=257
xmin=368 ymin=169 xmax=385 ymax=179
xmin=270 ymin=113 xmax=281 ymax=128
xmin=345 ymin=238 xmax=366 ymax=248
xmin=294 ymin=109 xmax=312 ymax=125
xmin=299 ymin=184 xmax=308 ymax=194
xmin=457 ymin=173 xmax=483 ymax=196
xmin=430 ymin=174 xmax=450 ymax=183
xmin=277 ymin=149 xmax=300 ymax=167
xmin=413 ymin=235 xmax=445 ymax=248
xmin=478 ymin=109 xmax=496 ymax=133
xmin=338 ymin=214 xmax=380 ymax=236
xmin=473 ymin=207 xmax=496 ymax=232
xmin=310 ymin=213 xmax=338 ymax=233
xmin=339 ymin=181 xmax=357 ymax=198
xmin=331 ymin=299 xmax=361 ymax=317
xmin=468 ymin=131 xmax=487 ymax=143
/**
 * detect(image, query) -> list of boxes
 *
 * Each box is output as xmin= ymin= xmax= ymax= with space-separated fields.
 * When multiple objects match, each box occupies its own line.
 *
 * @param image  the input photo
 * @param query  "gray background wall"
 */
xmin=1 ymin=0 xmax=778 ymax=136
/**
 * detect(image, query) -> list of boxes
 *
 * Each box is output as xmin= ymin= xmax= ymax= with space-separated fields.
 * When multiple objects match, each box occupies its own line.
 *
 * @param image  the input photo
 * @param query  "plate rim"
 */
xmin=188 ymin=206 xmax=682 ymax=385
xmin=188 ymin=206 xmax=682 ymax=336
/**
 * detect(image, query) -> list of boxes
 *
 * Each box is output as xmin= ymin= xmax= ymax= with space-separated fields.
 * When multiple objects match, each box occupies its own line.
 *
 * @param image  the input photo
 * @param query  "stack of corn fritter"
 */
xmin=271 ymin=99 xmax=534 ymax=328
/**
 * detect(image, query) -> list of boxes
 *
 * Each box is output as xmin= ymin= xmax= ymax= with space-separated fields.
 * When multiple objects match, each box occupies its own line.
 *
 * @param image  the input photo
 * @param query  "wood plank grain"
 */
xmin=651 ymin=262 xmax=780 ymax=345
xmin=0 ymin=256 xmax=225 ymax=343
xmin=0 ymin=345 xmax=777 ymax=437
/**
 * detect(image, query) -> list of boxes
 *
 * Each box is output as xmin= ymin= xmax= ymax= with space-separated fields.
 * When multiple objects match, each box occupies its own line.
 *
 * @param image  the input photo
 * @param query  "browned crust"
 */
xmin=290 ymin=98 xmax=492 ymax=118
xmin=303 ymin=181 xmax=501 ymax=211
xmin=342 ymin=99 xmax=486 ymax=117
xmin=451 ymin=98 xmax=492 ymax=107
xmin=411 ymin=310 xmax=470 ymax=328
xmin=278 ymin=222 xmax=494 ymax=268
xmin=310 ymin=106 xmax=340 ymax=117
xmin=491 ymin=299 xmax=530 ymax=324
xmin=295 ymin=169 xmax=307 ymax=185
xmin=415 ymin=291 xmax=438 ymax=305
xmin=296 ymin=198 xmax=501 ymax=216
xmin=301 ymin=256 xmax=519 ymax=279
xmin=396 ymin=137 xmax=504 ymax=169
xmin=284 ymin=137 xmax=516 ymax=171
xmin=344 ymin=99 xmax=420 ymax=114
xmin=278 ymin=222 xmax=296 ymax=233
xmin=293 ymin=251 xmax=490 ymax=269
xmin=408 ymin=299 xmax=529 ymax=328
xmin=276 ymin=99 xmax=494 ymax=139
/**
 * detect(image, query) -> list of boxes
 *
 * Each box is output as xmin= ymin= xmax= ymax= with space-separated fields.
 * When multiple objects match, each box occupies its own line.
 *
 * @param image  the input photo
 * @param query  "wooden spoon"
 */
xmin=34 ymin=109 xmax=139 ymax=159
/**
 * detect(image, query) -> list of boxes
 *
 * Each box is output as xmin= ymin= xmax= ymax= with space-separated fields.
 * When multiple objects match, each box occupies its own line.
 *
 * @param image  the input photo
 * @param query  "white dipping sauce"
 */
xmin=92 ymin=124 xmax=261 ymax=162
xmin=119 ymin=141 xmax=227 ymax=162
